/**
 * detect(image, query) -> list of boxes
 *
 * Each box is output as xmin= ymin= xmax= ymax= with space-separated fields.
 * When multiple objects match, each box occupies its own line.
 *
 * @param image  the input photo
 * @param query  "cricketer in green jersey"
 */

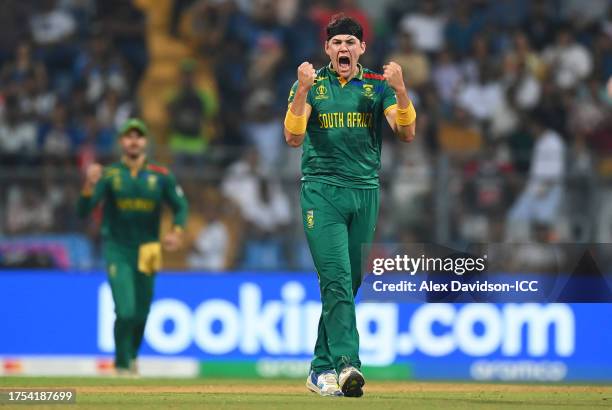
xmin=77 ymin=118 xmax=188 ymax=375
xmin=284 ymin=15 xmax=416 ymax=397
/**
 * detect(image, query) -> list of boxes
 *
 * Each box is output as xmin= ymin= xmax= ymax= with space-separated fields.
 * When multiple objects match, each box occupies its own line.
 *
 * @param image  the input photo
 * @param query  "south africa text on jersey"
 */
xmin=318 ymin=112 xmax=373 ymax=129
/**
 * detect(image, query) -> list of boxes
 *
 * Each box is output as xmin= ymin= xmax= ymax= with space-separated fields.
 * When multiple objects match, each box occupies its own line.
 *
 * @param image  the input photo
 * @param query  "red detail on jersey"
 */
xmin=146 ymin=164 xmax=169 ymax=175
xmin=364 ymin=73 xmax=384 ymax=80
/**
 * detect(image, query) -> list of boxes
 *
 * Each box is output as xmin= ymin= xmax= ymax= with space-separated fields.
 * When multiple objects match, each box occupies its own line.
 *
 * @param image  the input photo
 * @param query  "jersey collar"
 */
xmin=121 ymin=156 xmax=148 ymax=177
xmin=327 ymin=63 xmax=364 ymax=86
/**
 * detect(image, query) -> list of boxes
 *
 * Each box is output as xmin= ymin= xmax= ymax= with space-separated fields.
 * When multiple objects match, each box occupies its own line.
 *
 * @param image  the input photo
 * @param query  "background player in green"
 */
xmin=77 ymin=118 xmax=188 ymax=376
xmin=283 ymin=15 xmax=416 ymax=397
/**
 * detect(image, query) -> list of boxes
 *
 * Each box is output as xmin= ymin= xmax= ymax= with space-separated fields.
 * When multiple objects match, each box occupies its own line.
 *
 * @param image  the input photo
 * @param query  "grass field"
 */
xmin=1 ymin=377 xmax=611 ymax=409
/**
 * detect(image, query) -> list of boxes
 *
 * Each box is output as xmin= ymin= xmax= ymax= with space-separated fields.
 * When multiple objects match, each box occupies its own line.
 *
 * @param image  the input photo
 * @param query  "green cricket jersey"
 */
xmin=288 ymin=63 xmax=398 ymax=188
xmin=77 ymin=160 xmax=188 ymax=247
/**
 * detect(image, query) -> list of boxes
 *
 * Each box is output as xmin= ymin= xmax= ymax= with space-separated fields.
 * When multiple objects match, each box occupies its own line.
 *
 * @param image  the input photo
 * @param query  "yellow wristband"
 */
xmin=284 ymin=106 xmax=307 ymax=135
xmin=396 ymin=103 xmax=416 ymax=126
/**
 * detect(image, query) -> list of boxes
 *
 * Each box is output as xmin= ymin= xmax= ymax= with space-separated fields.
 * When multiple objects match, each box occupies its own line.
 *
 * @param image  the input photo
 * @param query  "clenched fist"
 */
xmin=162 ymin=231 xmax=182 ymax=252
xmin=383 ymin=61 xmax=405 ymax=92
xmin=86 ymin=163 xmax=103 ymax=186
xmin=297 ymin=62 xmax=316 ymax=90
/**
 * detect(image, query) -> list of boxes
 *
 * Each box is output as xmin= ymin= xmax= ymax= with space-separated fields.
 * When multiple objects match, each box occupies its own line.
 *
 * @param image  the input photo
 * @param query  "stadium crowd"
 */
xmin=0 ymin=0 xmax=611 ymax=270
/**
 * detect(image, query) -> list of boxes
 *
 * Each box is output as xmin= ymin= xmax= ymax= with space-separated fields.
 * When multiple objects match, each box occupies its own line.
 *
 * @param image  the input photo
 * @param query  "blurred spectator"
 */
xmin=431 ymin=49 xmax=462 ymax=106
xmin=543 ymin=26 xmax=593 ymax=90
xmin=507 ymin=116 xmax=566 ymax=239
xmin=241 ymin=0 xmax=288 ymax=88
xmin=29 ymin=0 xmax=76 ymax=46
xmin=568 ymin=78 xmax=609 ymax=136
xmin=509 ymin=222 xmax=564 ymax=272
xmin=181 ymin=0 xmax=231 ymax=56
xmin=167 ymin=60 xmax=218 ymax=166
xmin=75 ymin=34 xmax=128 ymax=104
xmin=444 ymin=2 xmax=484 ymax=58
xmin=399 ymin=0 xmax=446 ymax=55
xmin=593 ymin=27 xmax=612 ymax=81
xmin=1 ymin=41 xmax=48 ymax=98
xmin=188 ymin=189 xmax=232 ymax=271
xmin=386 ymin=31 xmax=430 ymax=91
xmin=0 ymin=95 xmax=38 ymax=166
xmin=38 ymin=103 xmax=82 ymax=164
xmin=29 ymin=0 xmax=79 ymax=91
xmin=506 ymin=32 xmax=546 ymax=81
xmin=508 ymin=116 xmax=534 ymax=174
xmin=389 ymin=143 xmax=432 ymax=234
xmin=461 ymin=35 xmax=492 ymax=84
xmin=77 ymin=108 xmax=115 ymax=162
xmin=244 ymin=88 xmax=285 ymax=173
xmin=502 ymin=54 xmax=541 ymax=111
xmin=566 ymin=134 xmax=596 ymax=240
xmin=222 ymin=150 xmax=291 ymax=238
xmin=5 ymin=184 xmax=54 ymax=234
xmin=457 ymin=63 xmax=504 ymax=123
xmin=560 ymin=0 xmax=609 ymax=28
xmin=484 ymin=0 xmax=528 ymax=31
xmin=96 ymin=90 xmax=132 ymax=131
xmin=96 ymin=0 xmax=148 ymax=84
xmin=460 ymin=141 xmax=514 ymax=241
xmin=0 ymin=1 xmax=33 ymax=66
xmin=222 ymin=151 xmax=291 ymax=270
xmin=537 ymin=79 xmax=569 ymax=138
xmin=521 ymin=0 xmax=557 ymax=51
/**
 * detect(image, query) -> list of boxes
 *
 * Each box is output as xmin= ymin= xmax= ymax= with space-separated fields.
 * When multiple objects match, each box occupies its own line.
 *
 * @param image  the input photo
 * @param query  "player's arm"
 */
xmin=161 ymin=172 xmax=189 ymax=251
xmin=383 ymin=61 xmax=416 ymax=143
xmin=77 ymin=163 xmax=107 ymax=218
xmin=283 ymin=62 xmax=315 ymax=147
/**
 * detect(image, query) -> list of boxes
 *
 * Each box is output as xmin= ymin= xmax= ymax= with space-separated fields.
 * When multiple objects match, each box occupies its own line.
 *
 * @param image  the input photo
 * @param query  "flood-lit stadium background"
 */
xmin=1 ymin=0 xmax=611 ymax=381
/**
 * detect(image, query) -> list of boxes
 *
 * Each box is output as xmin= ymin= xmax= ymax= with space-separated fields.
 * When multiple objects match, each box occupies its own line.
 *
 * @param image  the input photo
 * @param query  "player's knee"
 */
xmin=321 ymin=280 xmax=353 ymax=303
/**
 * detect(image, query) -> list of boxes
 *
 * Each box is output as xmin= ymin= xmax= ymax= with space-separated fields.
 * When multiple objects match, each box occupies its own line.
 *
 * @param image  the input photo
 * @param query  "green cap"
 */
xmin=119 ymin=118 xmax=149 ymax=136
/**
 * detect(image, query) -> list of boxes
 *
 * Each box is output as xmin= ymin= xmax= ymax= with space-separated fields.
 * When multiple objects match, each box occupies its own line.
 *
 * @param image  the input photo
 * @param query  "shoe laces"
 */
xmin=321 ymin=372 xmax=338 ymax=386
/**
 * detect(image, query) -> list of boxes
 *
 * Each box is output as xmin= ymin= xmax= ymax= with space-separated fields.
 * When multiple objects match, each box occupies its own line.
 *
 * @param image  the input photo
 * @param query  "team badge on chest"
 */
xmin=147 ymin=174 xmax=158 ymax=190
xmin=362 ymin=84 xmax=374 ymax=98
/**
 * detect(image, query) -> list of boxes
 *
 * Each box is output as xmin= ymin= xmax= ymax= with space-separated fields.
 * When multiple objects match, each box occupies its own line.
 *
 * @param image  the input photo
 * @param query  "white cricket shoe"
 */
xmin=338 ymin=366 xmax=365 ymax=397
xmin=306 ymin=370 xmax=343 ymax=397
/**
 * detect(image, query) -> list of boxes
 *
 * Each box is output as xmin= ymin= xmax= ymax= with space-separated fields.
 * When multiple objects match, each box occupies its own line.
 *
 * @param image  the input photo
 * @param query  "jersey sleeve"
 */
xmin=163 ymin=172 xmax=189 ymax=228
xmin=77 ymin=172 xmax=109 ymax=218
xmin=382 ymin=82 xmax=398 ymax=115
xmin=288 ymin=80 xmax=313 ymax=106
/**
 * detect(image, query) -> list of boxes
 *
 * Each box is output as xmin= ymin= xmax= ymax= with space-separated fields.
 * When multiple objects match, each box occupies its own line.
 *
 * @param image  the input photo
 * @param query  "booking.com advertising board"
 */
xmin=1 ymin=271 xmax=611 ymax=381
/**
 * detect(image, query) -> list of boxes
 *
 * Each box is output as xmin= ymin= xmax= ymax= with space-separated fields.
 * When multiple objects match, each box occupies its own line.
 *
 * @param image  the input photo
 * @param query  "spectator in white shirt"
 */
xmin=543 ymin=27 xmax=593 ymax=90
xmin=399 ymin=0 xmax=446 ymax=54
xmin=508 ymin=116 xmax=566 ymax=239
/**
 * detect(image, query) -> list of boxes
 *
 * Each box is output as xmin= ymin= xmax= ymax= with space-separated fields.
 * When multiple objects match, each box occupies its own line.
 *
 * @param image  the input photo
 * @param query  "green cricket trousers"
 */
xmin=301 ymin=181 xmax=379 ymax=373
xmin=103 ymin=241 xmax=155 ymax=370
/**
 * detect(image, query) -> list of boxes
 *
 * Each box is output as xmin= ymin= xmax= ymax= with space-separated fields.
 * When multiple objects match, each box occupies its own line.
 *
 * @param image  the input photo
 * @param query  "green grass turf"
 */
xmin=1 ymin=377 xmax=611 ymax=410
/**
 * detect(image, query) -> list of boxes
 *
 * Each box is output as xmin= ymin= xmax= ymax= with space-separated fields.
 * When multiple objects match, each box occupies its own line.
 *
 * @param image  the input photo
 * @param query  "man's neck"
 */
xmin=122 ymin=155 xmax=146 ymax=176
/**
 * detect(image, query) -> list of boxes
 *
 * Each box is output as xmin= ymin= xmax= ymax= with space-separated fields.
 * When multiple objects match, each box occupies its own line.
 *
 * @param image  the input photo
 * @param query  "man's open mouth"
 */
xmin=338 ymin=56 xmax=351 ymax=71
